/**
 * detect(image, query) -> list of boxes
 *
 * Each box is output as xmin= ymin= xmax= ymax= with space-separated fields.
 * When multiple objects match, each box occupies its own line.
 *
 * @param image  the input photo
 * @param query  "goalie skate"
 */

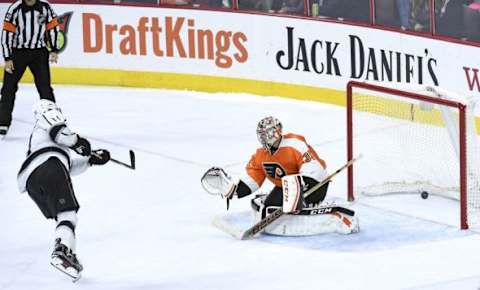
xmin=50 ymin=239 xmax=83 ymax=282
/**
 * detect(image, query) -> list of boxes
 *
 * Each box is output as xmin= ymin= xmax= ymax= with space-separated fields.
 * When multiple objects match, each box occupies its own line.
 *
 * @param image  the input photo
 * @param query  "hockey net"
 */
xmin=346 ymin=81 xmax=480 ymax=229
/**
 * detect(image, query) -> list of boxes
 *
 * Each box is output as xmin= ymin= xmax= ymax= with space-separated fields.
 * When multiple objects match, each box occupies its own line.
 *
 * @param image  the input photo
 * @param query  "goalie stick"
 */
xmin=110 ymin=150 xmax=136 ymax=170
xmin=238 ymin=155 xmax=362 ymax=240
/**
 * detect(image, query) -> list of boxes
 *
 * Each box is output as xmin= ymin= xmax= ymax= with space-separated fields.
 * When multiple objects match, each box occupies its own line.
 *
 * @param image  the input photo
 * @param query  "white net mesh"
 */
xmin=349 ymin=84 xmax=480 ymax=229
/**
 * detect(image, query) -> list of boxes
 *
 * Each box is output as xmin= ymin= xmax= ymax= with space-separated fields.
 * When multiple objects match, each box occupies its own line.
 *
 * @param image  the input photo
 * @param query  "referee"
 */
xmin=0 ymin=0 xmax=60 ymax=138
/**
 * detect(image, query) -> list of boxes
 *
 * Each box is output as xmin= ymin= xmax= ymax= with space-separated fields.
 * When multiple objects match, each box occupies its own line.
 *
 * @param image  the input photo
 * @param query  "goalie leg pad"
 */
xmin=282 ymin=174 xmax=305 ymax=213
xmin=329 ymin=212 xmax=360 ymax=234
xmin=250 ymin=201 xmax=360 ymax=236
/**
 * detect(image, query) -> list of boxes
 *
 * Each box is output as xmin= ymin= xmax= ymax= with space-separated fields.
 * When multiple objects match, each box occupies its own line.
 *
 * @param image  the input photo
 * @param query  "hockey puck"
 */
xmin=421 ymin=191 xmax=429 ymax=199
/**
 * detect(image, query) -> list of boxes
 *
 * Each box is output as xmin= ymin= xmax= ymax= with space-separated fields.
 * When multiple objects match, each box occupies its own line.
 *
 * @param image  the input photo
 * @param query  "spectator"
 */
xmin=277 ymin=0 xmax=304 ymax=15
xmin=345 ymin=0 xmax=370 ymax=22
xmin=463 ymin=2 xmax=480 ymax=40
xmin=238 ymin=0 xmax=255 ymax=9
xmin=436 ymin=0 xmax=473 ymax=38
xmin=396 ymin=0 xmax=411 ymax=29
xmin=160 ymin=0 xmax=191 ymax=5
xmin=238 ymin=0 xmax=279 ymax=11
xmin=192 ymin=0 xmax=230 ymax=7
xmin=435 ymin=0 xmax=447 ymax=15
xmin=411 ymin=0 xmax=430 ymax=31
xmin=319 ymin=0 xmax=369 ymax=22
xmin=468 ymin=0 xmax=480 ymax=10
xmin=122 ymin=0 xmax=159 ymax=4
xmin=320 ymin=0 xmax=346 ymax=18
xmin=375 ymin=0 xmax=410 ymax=29
xmin=255 ymin=0 xmax=274 ymax=11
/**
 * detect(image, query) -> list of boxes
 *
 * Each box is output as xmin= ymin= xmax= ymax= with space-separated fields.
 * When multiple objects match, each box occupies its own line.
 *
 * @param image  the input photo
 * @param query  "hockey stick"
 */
xmin=110 ymin=150 xmax=136 ymax=170
xmin=239 ymin=155 xmax=362 ymax=240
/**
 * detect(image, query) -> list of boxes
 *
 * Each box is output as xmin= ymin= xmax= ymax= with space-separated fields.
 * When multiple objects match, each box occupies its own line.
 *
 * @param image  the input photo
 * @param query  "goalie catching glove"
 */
xmin=201 ymin=167 xmax=239 ymax=199
xmin=201 ymin=167 xmax=253 ymax=208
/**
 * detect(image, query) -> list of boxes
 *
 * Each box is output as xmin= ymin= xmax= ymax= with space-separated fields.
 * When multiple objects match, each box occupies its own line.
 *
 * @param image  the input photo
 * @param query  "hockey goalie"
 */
xmin=201 ymin=116 xmax=359 ymax=236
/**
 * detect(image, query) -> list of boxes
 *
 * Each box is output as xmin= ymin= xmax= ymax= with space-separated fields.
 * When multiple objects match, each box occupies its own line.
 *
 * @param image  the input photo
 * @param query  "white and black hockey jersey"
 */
xmin=17 ymin=115 xmax=89 ymax=193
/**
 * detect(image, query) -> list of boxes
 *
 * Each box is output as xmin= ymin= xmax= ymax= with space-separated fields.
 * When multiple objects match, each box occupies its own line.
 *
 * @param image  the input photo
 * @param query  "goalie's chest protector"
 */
xmin=259 ymin=147 xmax=300 ymax=185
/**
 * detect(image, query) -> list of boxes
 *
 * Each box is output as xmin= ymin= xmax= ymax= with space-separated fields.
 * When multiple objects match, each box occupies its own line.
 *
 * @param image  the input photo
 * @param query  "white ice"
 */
xmin=1 ymin=84 xmax=480 ymax=290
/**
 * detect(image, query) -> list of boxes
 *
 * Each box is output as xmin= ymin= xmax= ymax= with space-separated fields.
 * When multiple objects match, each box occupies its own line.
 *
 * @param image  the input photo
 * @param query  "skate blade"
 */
xmin=51 ymin=258 xmax=81 ymax=282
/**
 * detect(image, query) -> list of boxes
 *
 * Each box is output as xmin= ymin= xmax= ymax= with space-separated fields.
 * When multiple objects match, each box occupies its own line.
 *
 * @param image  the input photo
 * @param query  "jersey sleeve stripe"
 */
xmin=3 ymin=21 xmax=16 ymax=33
xmin=46 ymin=18 xmax=58 ymax=30
xmin=300 ymin=160 xmax=328 ymax=181
xmin=281 ymin=137 xmax=309 ymax=154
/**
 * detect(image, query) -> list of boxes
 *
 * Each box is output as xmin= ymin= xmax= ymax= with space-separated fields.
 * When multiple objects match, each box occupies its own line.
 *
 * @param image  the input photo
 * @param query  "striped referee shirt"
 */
xmin=1 ymin=0 xmax=59 ymax=61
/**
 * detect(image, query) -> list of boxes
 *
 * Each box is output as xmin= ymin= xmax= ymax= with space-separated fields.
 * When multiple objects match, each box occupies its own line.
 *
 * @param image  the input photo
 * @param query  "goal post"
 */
xmin=346 ymin=81 xmax=480 ymax=229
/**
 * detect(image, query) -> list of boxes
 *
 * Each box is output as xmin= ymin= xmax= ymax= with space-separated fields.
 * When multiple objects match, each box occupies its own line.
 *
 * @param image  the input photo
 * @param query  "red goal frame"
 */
xmin=346 ymin=81 xmax=468 ymax=229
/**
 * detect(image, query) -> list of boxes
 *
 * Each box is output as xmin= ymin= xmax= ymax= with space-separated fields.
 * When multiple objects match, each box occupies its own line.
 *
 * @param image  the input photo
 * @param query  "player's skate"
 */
xmin=50 ymin=238 xmax=83 ymax=281
xmin=0 ymin=125 xmax=8 ymax=139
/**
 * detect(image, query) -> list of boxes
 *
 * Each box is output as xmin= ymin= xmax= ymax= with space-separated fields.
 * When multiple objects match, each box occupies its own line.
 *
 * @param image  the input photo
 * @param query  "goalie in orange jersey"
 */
xmin=202 ymin=116 xmax=358 ymax=236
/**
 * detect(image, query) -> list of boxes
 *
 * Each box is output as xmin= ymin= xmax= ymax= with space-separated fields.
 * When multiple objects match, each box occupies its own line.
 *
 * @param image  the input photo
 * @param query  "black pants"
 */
xmin=263 ymin=177 xmax=330 ymax=211
xmin=0 ymin=48 xmax=55 ymax=126
xmin=26 ymin=157 xmax=79 ymax=219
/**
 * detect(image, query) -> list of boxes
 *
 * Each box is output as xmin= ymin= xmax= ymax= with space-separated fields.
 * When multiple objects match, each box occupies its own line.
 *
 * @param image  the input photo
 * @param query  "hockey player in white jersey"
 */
xmin=17 ymin=99 xmax=110 ymax=281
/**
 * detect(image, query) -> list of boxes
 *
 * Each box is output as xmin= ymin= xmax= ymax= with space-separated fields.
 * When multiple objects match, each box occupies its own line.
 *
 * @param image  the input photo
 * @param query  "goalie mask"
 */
xmin=33 ymin=99 xmax=66 ymax=128
xmin=256 ymin=116 xmax=282 ymax=154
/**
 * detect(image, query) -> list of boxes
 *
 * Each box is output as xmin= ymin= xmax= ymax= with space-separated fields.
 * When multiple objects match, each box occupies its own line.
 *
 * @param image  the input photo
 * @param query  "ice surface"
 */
xmin=0 ymin=84 xmax=479 ymax=290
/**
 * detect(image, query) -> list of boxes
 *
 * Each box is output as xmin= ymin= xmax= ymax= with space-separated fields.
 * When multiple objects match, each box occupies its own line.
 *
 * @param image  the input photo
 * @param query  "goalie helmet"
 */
xmin=256 ymin=116 xmax=283 ymax=154
xmin=33 ymin=99 xmax=66 ymax=128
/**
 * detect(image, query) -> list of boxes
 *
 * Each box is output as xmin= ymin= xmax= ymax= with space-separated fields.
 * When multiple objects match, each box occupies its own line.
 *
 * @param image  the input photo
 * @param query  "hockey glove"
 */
xmin=201 ymin=167 xmax=238 ymax=198
xmin=201 ymin=167 xmax=241 ymax=210
xmin=70 ymin=136 xmax=91 ymax=156
xmin=89 ymin=149 xmax=110 ymax=166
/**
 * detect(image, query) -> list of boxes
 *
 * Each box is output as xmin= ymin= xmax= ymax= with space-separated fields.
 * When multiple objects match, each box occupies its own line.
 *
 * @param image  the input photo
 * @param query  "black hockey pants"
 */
xmin=26 ymin=157 xmax=79 ymax=219
xmin=0 ymin=48 xmax=55 ymax=126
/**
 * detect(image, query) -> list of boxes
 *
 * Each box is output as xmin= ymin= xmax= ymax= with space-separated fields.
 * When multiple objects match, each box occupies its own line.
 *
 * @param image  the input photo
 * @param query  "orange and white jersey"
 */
xmin=241 ymin=133 xmax=327 ymax=191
